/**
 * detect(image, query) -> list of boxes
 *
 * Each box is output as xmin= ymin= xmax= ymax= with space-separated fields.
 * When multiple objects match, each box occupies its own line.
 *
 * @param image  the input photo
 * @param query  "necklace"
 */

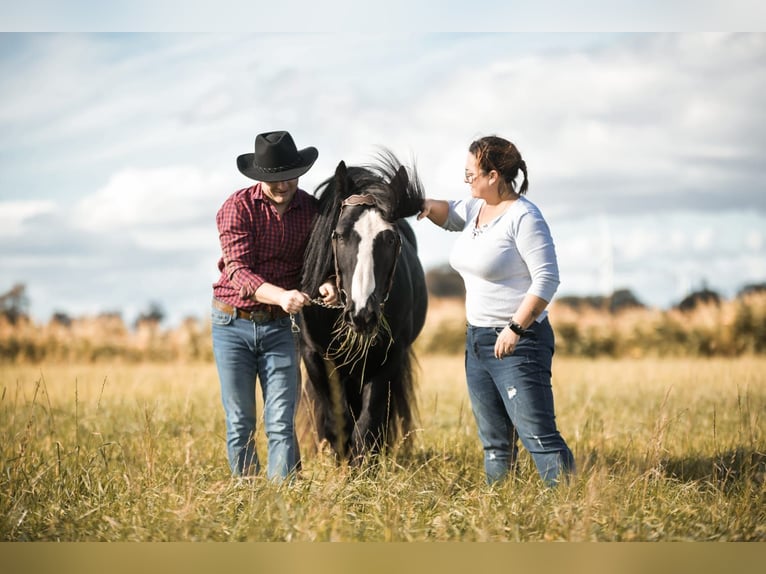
xmin=471 ymin=221 xmax=488 ymax=239
xmin=472 ymin=197 xmax=517 ymax=239
xmin=472 ymin=203 xmax=494 ymax=239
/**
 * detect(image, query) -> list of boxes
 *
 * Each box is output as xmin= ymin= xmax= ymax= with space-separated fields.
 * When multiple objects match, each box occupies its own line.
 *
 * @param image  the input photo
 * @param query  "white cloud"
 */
xmin=692 ymin=227 xmax=715 ymax=251
xmin=0 ymin=200 xmax=56 ymax=236
xmin=73 ymin=166 xmax=229 ymax=232
xmin=745 ymin=230 xmax=763 ymax=251
xmin=379 ymin=34 xmax=766 ymax=219
xmin=1 ymin=32 xmax=765 ymax=324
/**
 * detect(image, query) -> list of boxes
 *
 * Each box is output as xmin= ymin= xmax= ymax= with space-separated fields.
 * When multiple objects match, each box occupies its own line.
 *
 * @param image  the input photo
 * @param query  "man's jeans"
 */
xmin=211 ymin=306 xmax=300 ymax=479
xmin=465 ymin=319 xmax=574 ymax=486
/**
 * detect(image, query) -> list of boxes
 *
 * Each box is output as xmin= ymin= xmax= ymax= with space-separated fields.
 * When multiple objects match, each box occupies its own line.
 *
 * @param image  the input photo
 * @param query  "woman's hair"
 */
xmin=469 ymin=135 xmax=528 ymax=195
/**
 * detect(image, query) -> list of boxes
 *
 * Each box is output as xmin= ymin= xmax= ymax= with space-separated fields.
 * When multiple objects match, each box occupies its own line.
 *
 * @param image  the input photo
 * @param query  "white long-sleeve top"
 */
xmin=443 ymin=196 xmax=560 ymax=327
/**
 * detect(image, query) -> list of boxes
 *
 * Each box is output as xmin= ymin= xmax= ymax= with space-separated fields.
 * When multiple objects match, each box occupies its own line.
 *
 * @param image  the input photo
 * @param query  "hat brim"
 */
xmin=237 ymin=147 xmax=318 ymax=182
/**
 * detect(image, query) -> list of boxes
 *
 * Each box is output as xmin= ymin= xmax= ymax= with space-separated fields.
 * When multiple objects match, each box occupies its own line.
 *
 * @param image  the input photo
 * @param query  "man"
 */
xmin=212 ymin=130 xmax=337 ymax=479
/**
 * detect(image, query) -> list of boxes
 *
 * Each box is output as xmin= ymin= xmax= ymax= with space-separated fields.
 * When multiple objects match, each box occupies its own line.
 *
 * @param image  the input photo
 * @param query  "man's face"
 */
xmin=261 ymin=178 xmax=299 ymax=208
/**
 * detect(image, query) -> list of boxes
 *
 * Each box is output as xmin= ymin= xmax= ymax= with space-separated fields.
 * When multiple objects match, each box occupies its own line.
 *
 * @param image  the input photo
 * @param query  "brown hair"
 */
xmin=469 ymin=135 xmax=528 ymax=195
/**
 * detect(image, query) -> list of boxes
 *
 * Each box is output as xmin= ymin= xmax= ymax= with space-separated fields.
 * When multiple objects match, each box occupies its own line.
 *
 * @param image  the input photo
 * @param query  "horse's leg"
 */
xmin=306 ymin=352 xmax=363 ymax=460
xmin=350 ymin=372 xmax=396 ymax=464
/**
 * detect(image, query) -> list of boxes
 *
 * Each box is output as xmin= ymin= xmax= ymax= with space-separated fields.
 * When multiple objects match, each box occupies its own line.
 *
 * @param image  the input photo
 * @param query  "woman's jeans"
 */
xmin=211 ymin=306 xmax=300 ymax=480
xmin=465 ymin=318 xmax=574 ymax=486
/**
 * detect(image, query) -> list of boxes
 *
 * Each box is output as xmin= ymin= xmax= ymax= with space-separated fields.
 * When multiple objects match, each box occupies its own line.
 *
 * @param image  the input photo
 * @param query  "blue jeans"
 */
xmin=211 ymin=305 xmax=300 ymax=480
xmin=465 ymin=319 xmax=574 ymax=486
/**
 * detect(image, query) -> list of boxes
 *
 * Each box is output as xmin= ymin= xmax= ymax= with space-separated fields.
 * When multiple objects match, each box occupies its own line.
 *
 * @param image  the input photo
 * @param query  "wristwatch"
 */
xmin=508 ymin=319 xmax=525 ymax=336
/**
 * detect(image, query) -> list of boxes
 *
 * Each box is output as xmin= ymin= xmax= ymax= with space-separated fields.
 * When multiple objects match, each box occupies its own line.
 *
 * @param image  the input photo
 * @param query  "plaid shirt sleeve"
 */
xmin=216 ymin=194 xmax=266 ymax=300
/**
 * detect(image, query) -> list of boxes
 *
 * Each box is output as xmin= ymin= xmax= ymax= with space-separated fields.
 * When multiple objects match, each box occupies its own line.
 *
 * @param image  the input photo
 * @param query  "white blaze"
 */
xmin=350 ymin=210 xmax=393 ymax=313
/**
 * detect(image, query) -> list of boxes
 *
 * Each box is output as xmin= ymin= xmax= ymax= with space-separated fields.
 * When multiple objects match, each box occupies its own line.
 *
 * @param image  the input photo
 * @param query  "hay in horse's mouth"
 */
xmin=324 ymin=312 xmax=394 ymax=383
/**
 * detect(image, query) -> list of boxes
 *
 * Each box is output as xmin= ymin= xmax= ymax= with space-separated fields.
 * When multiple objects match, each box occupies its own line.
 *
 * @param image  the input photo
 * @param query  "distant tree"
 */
xmin=0 ymin=283 xmax=30 ymax=324
xmin=425 ymin=264 xmax=465 ymax=298
xmin=51 ymin=311 xmax=72 ymax=327
xmin=608 ymin=288 xmax=645 ymax=312
xmin=98 ymin=310 xmax=124 ymax=321
xmin=737 ymin=282 xmax=766 ymax=298
xmin=555 ymin=294 xmax=608 ymax=311
xmin=556 ymin=289 xmax=645 ymax=313
xmin=676 ymin=288 xmax=721 ymax=312
xmin=134 ymin=301 xmax=166 ymax=328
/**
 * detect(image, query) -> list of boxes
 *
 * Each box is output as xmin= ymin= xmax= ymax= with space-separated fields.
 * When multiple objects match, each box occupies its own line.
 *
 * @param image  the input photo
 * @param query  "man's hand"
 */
xmin=318 ymin=280 xmax=339 ymax=306
xmin=278 ymin=289 xmax=311 ymax=314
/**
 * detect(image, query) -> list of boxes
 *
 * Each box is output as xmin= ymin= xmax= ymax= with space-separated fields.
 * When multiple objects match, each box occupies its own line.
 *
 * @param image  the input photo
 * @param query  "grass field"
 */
xmin=1 ymin=356 xmax=764 ymax=541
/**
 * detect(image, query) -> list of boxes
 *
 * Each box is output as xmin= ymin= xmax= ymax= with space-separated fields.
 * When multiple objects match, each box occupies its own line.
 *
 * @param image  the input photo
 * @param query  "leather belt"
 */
xmin=212 ymin=298 xmax=289 ymax=322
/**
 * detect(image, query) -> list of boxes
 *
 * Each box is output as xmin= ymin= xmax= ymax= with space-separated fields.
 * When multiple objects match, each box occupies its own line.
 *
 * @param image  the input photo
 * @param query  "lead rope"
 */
xmin=290 ymin=297 xmax=345 ymax=334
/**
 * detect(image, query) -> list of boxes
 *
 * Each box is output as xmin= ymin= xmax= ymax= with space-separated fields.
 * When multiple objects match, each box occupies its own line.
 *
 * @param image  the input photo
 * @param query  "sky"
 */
xmin=1 ymin=9 xmax=765 ymax=326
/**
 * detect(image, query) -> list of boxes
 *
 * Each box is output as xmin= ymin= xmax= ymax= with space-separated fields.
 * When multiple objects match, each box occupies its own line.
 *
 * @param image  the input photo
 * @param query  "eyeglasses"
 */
xmin=464 ymin=171 xmax=484 ymax=184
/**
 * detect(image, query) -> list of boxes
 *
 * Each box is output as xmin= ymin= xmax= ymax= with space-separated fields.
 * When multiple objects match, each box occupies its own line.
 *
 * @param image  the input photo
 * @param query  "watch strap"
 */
xmin=508 ymin=319 xmax=525 ymax=335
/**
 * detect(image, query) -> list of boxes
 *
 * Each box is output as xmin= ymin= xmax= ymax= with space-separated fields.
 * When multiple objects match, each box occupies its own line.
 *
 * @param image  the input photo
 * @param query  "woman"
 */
xmin=418 ymin=135 xmax=574 ymax=486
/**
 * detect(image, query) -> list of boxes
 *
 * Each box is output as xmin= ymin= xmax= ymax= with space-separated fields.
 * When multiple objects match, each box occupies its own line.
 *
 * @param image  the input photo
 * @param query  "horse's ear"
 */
xmin=388 ymin=165 xmax=409 ymax=218
xmin=391 ymin=165 xmax=409 ymax=193
xmin=334 ymin=161 xmax=348 ymax=197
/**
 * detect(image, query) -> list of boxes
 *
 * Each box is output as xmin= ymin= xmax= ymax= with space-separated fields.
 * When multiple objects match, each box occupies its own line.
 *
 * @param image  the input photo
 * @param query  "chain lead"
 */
xmin=290 ymin=298 xmax=345 ymax=334
xmin=309 ymin=297 xmax=344 ymax=309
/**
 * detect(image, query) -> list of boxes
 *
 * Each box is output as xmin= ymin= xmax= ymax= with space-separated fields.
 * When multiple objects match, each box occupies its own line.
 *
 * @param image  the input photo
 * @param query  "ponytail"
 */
xmin=518 ymin=159 xmax=528 ymax=195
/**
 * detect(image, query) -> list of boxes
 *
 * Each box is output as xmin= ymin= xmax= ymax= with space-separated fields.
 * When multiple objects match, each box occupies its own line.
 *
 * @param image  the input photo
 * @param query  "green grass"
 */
xmin=1 ymin=357 xmax=764 ymax=541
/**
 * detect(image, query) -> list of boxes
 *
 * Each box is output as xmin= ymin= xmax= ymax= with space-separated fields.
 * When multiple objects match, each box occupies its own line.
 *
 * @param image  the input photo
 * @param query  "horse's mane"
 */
xmin=301 ymin=149 xmax=425 ymax=295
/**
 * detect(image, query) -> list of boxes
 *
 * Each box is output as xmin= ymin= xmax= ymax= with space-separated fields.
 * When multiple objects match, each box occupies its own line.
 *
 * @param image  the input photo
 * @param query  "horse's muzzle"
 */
xmin=344 ymin=301 xmax=381 ymax=334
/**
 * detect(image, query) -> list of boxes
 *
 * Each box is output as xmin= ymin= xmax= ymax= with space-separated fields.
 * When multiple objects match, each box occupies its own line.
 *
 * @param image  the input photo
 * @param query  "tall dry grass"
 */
xmin=0 ymin=315 xmax=212 ymax=363
xmin=1 ymin=356 xmax=764 ymax=541
xmin=416 ymin=292 xmax=766 ymax=357
xmin=2 ymin=292 xmax=764 ymax=363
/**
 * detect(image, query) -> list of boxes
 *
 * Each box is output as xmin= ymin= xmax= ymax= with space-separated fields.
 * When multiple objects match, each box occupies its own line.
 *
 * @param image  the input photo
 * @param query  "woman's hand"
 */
xmin=417 ymin=199 xmax=436 ymax=220
xmin=417 ymin=198 xmax=449 ymax=226
xmin=494 ymin=326 xmax=520 ymax=359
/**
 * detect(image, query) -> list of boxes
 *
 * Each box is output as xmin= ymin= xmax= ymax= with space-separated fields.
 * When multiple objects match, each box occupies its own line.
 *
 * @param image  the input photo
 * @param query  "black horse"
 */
xmin=300 ymin=152 xmax=428 ymax=463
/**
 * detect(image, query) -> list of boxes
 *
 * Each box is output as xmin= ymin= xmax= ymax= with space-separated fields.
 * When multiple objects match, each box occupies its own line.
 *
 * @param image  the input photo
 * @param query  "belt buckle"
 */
xmin=250 ymin=310 xmax=271 ymax=323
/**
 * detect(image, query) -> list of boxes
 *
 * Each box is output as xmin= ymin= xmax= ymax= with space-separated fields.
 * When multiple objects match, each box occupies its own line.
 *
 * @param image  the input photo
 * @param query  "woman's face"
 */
xmin=464 ymin=152 xmax=492 ymax=199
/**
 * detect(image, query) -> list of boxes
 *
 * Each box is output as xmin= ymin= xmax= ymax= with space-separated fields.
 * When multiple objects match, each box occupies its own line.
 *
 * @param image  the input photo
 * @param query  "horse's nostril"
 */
xmin=346 ymin=309 xmax=377 ymax=333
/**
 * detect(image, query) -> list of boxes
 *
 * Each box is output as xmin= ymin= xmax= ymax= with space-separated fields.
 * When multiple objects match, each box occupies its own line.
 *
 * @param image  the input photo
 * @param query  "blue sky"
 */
xmin=1 ymin=27 xmax=765 ymax=324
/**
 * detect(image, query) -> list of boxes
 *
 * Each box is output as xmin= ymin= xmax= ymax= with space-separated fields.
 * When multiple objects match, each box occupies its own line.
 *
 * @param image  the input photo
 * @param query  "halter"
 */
xmin=331 ymin=193 xmax=401 ymax=309
xmin=341 ymin=194 xmax=377 ymax=208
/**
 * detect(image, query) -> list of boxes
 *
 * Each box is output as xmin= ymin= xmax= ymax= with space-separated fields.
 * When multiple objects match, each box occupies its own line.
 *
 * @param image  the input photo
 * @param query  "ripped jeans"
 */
xmin=465 ymin=319 xmax=574 ymax=486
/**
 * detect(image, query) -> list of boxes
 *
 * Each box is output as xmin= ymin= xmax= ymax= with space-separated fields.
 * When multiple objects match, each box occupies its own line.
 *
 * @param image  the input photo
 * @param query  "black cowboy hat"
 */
xmin=237 ymin=130 xmax=318 ymax=182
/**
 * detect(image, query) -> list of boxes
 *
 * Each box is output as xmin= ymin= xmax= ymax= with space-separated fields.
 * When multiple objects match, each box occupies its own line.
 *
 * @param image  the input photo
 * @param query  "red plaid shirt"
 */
xmin=213 ymin=184 xmax=318 ymax=311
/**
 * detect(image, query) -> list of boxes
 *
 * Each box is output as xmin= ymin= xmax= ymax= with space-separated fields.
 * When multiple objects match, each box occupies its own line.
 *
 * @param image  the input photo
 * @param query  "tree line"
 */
xmin=425 ymin=265 xmax=766 ymax=312
xmin=3 ymin=275 xmax=766 ymax=328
